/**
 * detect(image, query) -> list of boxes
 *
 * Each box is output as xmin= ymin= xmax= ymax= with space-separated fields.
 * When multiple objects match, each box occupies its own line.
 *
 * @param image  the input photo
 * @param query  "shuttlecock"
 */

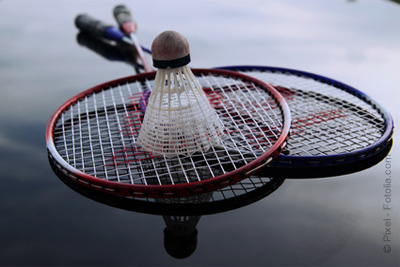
xmin=137 ymin=30 xmax=225 ymax=157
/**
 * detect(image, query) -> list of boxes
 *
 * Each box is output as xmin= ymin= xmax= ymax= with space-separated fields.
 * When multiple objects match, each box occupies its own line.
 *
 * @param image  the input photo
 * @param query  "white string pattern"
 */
xmin=52 ymin=72 xmax=284 ymax=186
xmin=243 ymin=69 xmax=386 ymax=156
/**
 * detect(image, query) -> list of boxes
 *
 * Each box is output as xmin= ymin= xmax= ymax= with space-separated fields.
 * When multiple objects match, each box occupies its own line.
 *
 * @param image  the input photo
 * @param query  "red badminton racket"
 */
xmin=46 ymin=65 xmax=290 ymax=198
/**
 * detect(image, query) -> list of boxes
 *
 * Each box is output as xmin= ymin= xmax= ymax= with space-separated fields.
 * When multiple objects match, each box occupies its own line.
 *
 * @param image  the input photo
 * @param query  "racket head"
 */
xmin=46 ymin=68 xmax=290 ymax=198
xmin=217 ymin=65 xmax=394 ymax=178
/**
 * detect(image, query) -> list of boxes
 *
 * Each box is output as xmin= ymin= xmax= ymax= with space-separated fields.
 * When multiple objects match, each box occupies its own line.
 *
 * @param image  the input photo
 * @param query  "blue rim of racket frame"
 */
xmin=217 ymin=65 xmax=394 ymax=178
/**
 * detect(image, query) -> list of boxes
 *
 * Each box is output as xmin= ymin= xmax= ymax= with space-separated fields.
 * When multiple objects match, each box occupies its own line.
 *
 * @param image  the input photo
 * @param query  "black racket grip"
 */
xmin=113 ymin=4 xmax=133 ymax=25
xmin=75 ymin=14 xmax=110 ymax=38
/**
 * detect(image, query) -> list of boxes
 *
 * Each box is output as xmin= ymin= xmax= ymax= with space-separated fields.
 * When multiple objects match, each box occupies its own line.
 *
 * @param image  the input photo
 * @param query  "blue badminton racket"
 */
xmin=216 ymin=66 xmax=393 ymax=178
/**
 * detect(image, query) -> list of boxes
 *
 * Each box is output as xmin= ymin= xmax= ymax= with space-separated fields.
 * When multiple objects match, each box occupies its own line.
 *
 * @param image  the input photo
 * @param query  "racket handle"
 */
xmin=113 ymin=4 xmax=137 ymax=35
xmin=75 ymin=14 xmax=132 ymax=45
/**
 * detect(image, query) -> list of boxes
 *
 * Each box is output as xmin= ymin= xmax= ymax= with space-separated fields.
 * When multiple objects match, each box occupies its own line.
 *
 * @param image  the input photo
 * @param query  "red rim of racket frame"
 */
xmin=46 ymin=68 xmax=291 ymax=198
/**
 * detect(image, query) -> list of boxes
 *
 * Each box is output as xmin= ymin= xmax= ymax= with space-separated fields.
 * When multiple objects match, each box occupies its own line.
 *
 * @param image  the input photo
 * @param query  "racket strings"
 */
xmin=52 ymin=72 xmax=285 ymax=187
xmin=252 ymin=71 xmax=368 ymax=108
xmin=201 ymin=75 xmax=283 ymax=153
xmin=242 ymin=69 xmax=386 ymax=157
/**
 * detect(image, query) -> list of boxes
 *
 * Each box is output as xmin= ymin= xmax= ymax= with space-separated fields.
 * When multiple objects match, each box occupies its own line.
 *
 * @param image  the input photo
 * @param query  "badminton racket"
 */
xmin=53 ymin=15 xmax=290 ymax=197
xmin=46 ymin=67 xmax=291 ymax=198
xmin=216 ymin=66 xmax=393 ymax=178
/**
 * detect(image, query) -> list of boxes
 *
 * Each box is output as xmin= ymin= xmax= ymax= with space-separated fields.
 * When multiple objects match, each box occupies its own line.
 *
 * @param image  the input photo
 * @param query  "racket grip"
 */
xmin=75 ymin=14 xmax=126 ymax=43
xmin=113 ymin=4 xmax=137 ymax=34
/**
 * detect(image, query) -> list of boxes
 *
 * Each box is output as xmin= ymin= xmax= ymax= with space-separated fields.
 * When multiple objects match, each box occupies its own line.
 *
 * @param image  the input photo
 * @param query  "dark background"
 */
xmin=0 ymin=0 xmax=399 ymax=266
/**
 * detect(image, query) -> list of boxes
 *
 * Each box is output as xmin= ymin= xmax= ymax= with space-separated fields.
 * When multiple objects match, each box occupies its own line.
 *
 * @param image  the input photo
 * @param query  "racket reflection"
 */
xmin=76 ymin=31 xmax=142 ymax=72
xmin=49 ymin=153 xmax=285 ymax=259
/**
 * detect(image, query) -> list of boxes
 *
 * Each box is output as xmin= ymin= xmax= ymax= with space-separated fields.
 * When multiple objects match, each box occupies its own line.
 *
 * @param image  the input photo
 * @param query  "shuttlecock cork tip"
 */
xmin=151 ymin=30 xmax=191 ymax=69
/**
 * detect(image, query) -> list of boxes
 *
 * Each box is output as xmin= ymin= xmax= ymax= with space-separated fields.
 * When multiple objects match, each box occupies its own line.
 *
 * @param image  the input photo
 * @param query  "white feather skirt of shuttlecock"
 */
xmin=137 ymin=65 xmax=225 ymax=157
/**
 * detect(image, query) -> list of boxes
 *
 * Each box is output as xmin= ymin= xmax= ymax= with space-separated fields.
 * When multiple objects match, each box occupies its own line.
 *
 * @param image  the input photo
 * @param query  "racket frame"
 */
xmin=46 ymin=68 xmax=291 ymax=198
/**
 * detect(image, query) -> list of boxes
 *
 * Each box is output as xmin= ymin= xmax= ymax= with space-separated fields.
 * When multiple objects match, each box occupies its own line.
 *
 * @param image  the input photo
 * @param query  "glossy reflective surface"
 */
xmin=1 ymin=0 xmax=399 ymax=265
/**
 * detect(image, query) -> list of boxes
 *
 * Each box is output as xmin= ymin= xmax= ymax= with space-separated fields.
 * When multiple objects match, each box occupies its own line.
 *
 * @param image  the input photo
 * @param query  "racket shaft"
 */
xmin=130 ymin=33 xmax=153 ymax=72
